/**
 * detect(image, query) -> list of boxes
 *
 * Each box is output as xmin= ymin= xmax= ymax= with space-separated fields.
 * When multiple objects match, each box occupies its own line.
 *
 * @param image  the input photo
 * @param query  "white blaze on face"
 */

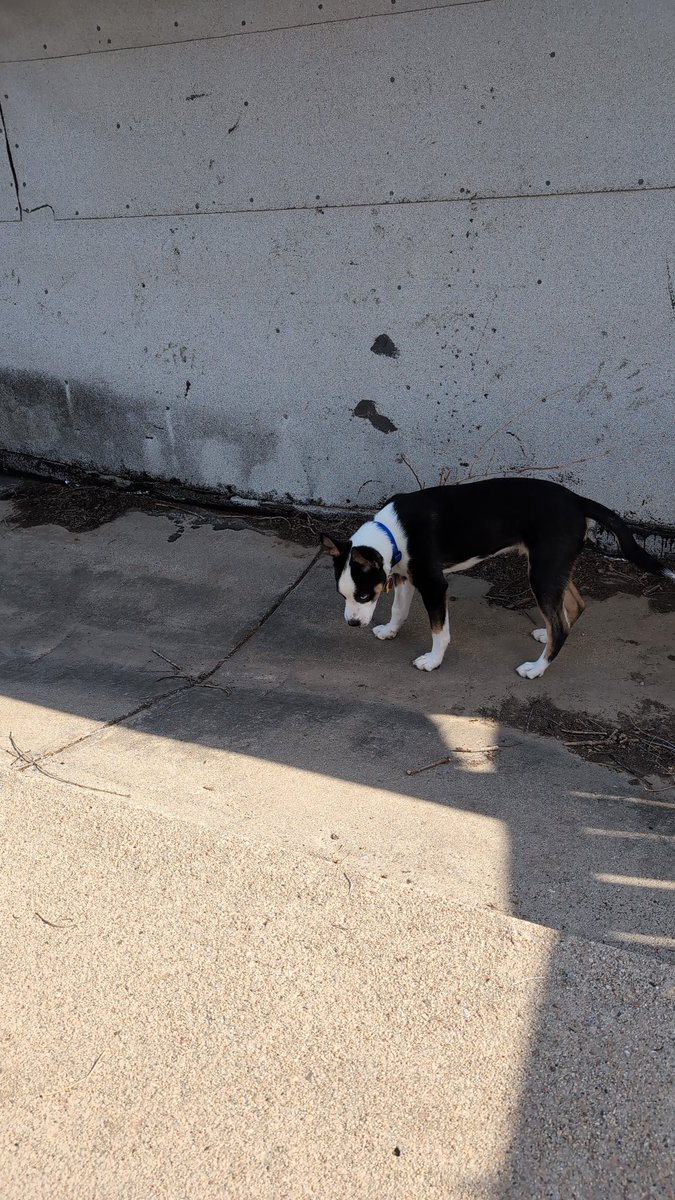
xmin=338 ymin=562 xmax=380 ymax=626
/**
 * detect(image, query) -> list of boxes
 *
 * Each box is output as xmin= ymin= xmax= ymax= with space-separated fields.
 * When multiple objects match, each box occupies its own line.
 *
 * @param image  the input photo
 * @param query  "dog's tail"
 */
xmin=581 ymin=497 xmax=674 ymax=580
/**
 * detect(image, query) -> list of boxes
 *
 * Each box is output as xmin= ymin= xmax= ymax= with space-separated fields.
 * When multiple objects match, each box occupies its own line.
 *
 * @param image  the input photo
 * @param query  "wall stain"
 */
xmin=353 ymin=399 xmax=397 ymax=433
xmin=0 ymin=368 xmax=278 ymax=491
xmin=371 ymin=333 xmax=399 ymax=359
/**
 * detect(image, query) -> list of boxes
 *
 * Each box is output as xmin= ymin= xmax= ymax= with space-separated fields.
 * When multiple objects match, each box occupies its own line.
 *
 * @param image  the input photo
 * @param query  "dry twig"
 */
xmin=439 ymin=449 xmax=613 ymax=489
xmin=7 ymin=733 xmax=130 ymax=797
xmin=151 ymin=649 xmax=231 ymax=694
xmin=406 ymin=747 xmax=499 ymax=776
xmin=152 ymin=649 xmax=183 ymax=674
xmin=34 ymin=911 xmax=72 ymax=929
xmin=396 ymin=453 xmax=425 ymax=490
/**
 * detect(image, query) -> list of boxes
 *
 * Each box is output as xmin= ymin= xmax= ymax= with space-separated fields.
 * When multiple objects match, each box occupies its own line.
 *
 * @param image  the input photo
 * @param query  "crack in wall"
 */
xmin=666 ymin=260 xmax=675 ymax=316
xmin=8 ymin=181 xmax=672 ymax=228
xmin=23 ymin=202 xmax=55 ymax=216
xmin=0 ymin=1 xmax=494 ymax=66
xmin=0 ymin=99 xmax=22 ymax=219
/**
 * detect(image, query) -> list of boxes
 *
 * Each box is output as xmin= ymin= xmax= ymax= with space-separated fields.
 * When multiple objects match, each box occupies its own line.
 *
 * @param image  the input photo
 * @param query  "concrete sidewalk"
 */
xmin=0 ymin=482 xmax=673 ymax=1197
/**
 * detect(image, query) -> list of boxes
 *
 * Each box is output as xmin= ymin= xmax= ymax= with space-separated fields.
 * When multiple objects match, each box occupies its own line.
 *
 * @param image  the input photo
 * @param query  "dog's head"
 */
xmin=320 ymin=533 xmax=386 ymax=627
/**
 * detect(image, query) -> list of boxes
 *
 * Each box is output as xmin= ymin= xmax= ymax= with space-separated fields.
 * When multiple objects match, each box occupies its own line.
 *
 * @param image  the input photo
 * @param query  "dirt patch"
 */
xmin=0 ymin=477 xmax=363 ymax=546
xmin=484 ymin=695 xmax=675 ymax=787
xmin=465 ymin=549 xmax=675 ymax=614
xmin=3 ymin=481 xmax=156 ymax=532
xmin=249 ymin=508 xmax=360 ymax=547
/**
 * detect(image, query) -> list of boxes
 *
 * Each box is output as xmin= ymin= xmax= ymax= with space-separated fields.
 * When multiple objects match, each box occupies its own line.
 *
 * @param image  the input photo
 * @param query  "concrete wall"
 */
xmin=1 ymin=0 xmax=673 ymax=523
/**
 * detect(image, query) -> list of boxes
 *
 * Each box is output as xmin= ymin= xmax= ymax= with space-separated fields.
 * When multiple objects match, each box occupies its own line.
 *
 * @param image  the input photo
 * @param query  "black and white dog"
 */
xmin=321 ymin=477 xmax=674 ymax=678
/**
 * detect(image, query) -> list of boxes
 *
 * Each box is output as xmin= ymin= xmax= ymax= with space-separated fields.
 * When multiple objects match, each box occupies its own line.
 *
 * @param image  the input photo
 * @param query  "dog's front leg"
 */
xmin=414 ymin=577 xmax=450 ymax=671
xmin=373 ymin=577 xmax=414 ymax=640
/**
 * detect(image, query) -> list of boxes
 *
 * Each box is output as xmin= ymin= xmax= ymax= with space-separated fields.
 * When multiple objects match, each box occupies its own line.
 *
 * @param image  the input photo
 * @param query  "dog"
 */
xmin=320 ymin=477 xmax=674 ymax=677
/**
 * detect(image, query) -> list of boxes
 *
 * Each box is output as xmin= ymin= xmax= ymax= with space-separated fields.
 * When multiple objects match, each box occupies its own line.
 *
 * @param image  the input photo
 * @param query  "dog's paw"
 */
xmin=531 ymin=628 xmax=548 ymax=644
xmin=516 ymin=658 xmax=548 ymax=679
xmin=413 ymin=652 xmax=442 ymax=672
xmin=373 ymin=623 xmax=397 ymax=640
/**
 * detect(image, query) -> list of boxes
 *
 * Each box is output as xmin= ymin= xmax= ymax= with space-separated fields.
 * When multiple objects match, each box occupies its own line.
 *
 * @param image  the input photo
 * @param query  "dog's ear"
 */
xmin=350 ymin=546 xmax=383 ymax=572
xmin=320 ymin=533 xmax=347 ymax=559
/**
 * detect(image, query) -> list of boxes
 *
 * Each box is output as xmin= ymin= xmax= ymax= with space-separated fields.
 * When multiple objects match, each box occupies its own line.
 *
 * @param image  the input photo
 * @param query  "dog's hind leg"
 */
xmin=413 ymin=575 xmax=450 ymax=671
xmin=373 ymin=577 xmax=415 ymax=641
xmin=564 ymin=580 xmax=585 ymax=624
xmin=518 ymin=544 xmax=583 ymax=679
xmin=531 ymin=580 xmax=585 ymax=646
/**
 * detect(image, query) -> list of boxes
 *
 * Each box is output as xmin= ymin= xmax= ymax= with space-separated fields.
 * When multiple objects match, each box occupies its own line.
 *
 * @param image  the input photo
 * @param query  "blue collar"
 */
xmin=373 ymin=520 xmax=402 ymax=567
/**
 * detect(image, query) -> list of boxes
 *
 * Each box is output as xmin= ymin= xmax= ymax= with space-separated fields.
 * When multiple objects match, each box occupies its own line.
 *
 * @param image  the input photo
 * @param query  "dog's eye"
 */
xmin=356 ymin=594 xmax=370 ymax=603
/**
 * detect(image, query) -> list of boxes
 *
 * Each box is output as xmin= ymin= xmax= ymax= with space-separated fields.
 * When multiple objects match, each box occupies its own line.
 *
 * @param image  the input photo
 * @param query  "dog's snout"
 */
xmin=347 ymin=617 xmax=361 ymax=627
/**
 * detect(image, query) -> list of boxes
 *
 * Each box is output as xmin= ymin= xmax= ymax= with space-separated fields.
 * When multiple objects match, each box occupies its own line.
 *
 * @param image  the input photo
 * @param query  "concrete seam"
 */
xmin=0 ymin=1 xmax=495 ymax=66
xmin=28 ymin=552 xmax=322 ymax=768
xmin=199 ymin=551 xmax=322 ymax=682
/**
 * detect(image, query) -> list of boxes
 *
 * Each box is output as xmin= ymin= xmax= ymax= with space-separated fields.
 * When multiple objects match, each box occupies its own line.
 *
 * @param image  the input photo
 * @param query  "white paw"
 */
xmin=516 ymin=658 xmax=548 ymax=679
xmin=373 ymin=624 xmax=397 ymax=641
xmin=531 ymin=628 xmax=548 ymax=644
xmin=413 ymin=652 xmax=441 ymax=672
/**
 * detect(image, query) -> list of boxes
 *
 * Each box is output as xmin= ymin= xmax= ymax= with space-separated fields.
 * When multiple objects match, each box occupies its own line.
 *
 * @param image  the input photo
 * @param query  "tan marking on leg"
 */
xmin=569 ymin=580 xmax=585 ymax=611
xmin=563 ymin=581 xmax=585 ymax=627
